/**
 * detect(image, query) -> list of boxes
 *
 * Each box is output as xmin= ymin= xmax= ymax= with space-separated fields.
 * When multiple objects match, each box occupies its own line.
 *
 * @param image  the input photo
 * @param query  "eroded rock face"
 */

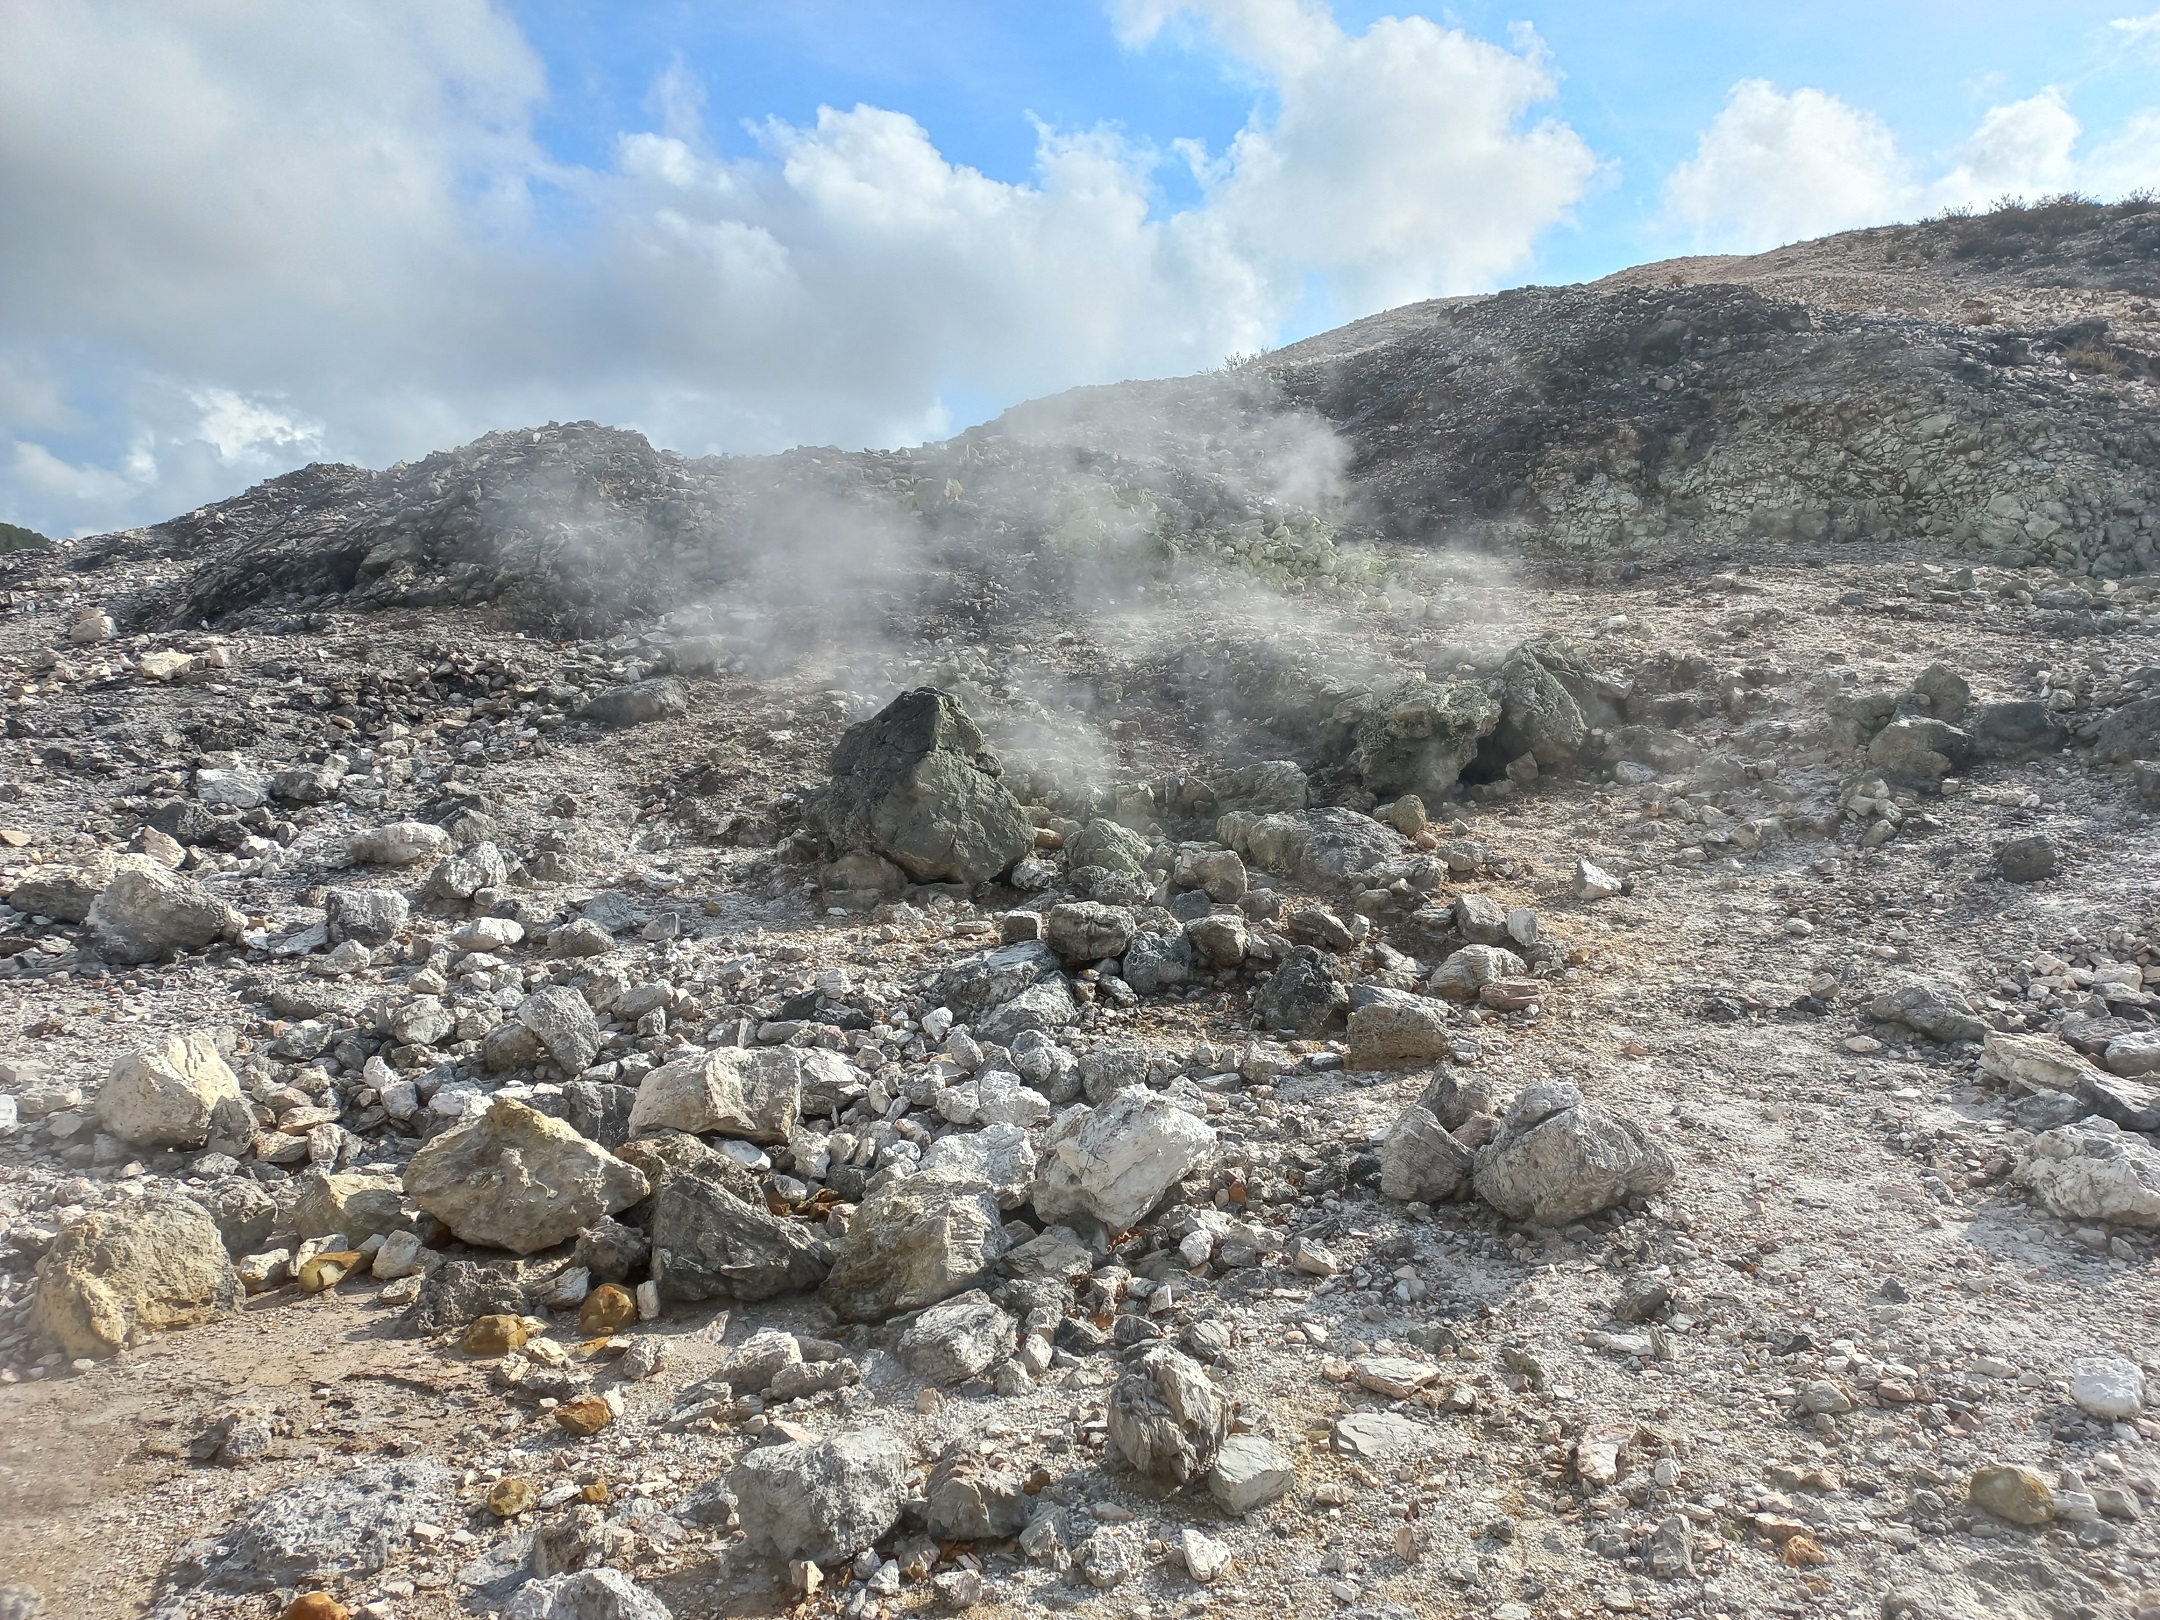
xmin=1377 ymin=1105 xmax=1475 ymax=1203
xmin=188 ymin=1458 xmax=453 ymax=1591
xmin=33 ymin=1194 xmax=242 ymax=1358
xmin=1354 ymin=680 xmax=1502 ymax=802
xmin=727 ymin=1431 xmax=912 ymax=1564
xmin=402 ymin=1099 xmax=648 ymax=1254
xmin=811 ymin=688 xmax=1035 ymax=886
xmin=627 ymin=1047 xmax=819 ymax=1142
xmin=1472 ymin=1084 xmax=1674 ymax=1226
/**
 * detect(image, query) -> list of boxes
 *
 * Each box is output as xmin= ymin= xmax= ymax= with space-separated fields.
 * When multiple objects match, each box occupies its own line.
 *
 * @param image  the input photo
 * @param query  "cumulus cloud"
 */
xmin=1663 ymin=78 xmax=2160 ymax=254
xmin=0 ymin=0 xmax=1598 ymax=538
xmin=1662 ymin=81 xmax=1911 ymax=252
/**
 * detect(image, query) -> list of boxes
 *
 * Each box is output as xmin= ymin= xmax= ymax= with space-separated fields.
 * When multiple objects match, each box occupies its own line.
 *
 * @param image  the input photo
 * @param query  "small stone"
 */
xmin=1107 ymin=1346 xmax=1229 ymax=1484
xmin=2070 ymin=1355 xmax=2145 ymax=1421
xmin=1572 ymin=859 xmax=1623 ymax=901
xmin=462 ymin=1314 xmax=530 ymax=1356
xmin=1180 ymin=1527 xmax=1232 ymax=1585
xmin=281 ymin=1598 xmax=348 ymax=1620
xmin=1969 ymin=1464 xmax=2054 ymax=1525
xmin=487 ymin=1476 xmax=539 ymax=1517
xmin=347 ymin=820 xmax=452 ymax=866
xmin=556 ymin=1395 xmax=614 ymax=1436
xmin=1995 ymin=833 xmax=2059 ymax=883
xmin=579 ymin=1283 xmax=638 ymax=1336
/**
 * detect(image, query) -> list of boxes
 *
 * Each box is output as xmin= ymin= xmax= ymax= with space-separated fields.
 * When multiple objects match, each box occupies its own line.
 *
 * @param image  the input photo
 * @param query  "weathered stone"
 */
xmin=1254 ymin=944 xmax=1350 ymax=1034
xmin=95 ymin=1032 xmax=243 ymax=1149
xmin=1107 ymin=1347 xmax=1228 ymax=1484
xmin=811 ymin=688 xmax=1034 ymax=886
xmin=1994 ymin=833 xmax=2059 ymax=882
xmin=727 ymin=1431 xmax=911 ymax=1564
xmin=85 ymin=864 xmax=242 ymax=963
xmin=394 ymin=1260 xmax=529 ymax=1336
xmin=1968 ymin=700 xmax=2066 ymax=760
xmin=193 ymin=1458 xmax=452 ymax=1591
xmin=32 ymin=1193 xmax=241 ymax=1358
xmin=897 ymin=1290 xmax=1013 ymax=1384
xmin=1866 ymin=715 xmax=1973 ymax=781
xmin=517 ymin=986 xmax=604 ymax=1075
xmin=323 ymin=886 xmax=407 ymax=946
xmin=1354 ymin=679 xmax=1503 ymax=802
xmin=920 ymin=1121 xmax=1038 ymax=1209
xmin=290 ymin=1170 xmax=406 ymax=1241
xmin=1472 ymin=1086 xmax=1674 ymax=1226
xmin=403 ymin=1100 xmax=648 ymax=1254
xmin=1428 ymin=943 xmax=1527 ymax=1001
xmin=1868 ymin=980 xmax=1987 ymax=1043
xmin=1347 ymin=999 xmax=1451 ymax=1068
xmin=649 ymin=1169 xmax=831 ymax=1302
xmin=1043 ymin=901 xmax=1136 ymax=963
xmin=2071 ymin=1355 xmax=2145 ymax=1421
xmin=2017 ymin=1118 xmax=2160 ymax=1227
xmin=1378 ymin=1105 xmax=1475 ymax=1202
xmin=1495 ymin=647 xmax=1587 ymax=766
xmin=977 ymin=976 xmax=1080 ymax=1046
xmin=1067 ymin=818 xmax=1151 ymax=877
xmin=580 ymin=678 xmax=688 ymax=728
xmin=927 ymin=940 xmax=1063 ymax=1025
xmin=347 ymin=821 xmax=452 ymax=867
xmin=1031 ymin=1089 xmax=1216 ymax=1232
xmin=505 ymin=1568 xmax=673 ymax=1620
xmin=627 ymin=1047 xmax=826 ymax=1142
xmin=575 ymin=1217 xmax=649 ymax=1284
xmin=1969 ymin=1465 xmax=2054 ymax=1525
xmin=1207 ymin=1434 xmax=1294 ymax=1514
xmin=823 ymin=1170 xmax=1007 ymax=1321
xmin=923 ymin=1445 xmax=1032 ymax=1540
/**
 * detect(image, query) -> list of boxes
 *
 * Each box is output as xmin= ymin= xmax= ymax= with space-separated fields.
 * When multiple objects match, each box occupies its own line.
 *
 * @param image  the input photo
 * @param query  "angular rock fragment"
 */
xmin=347 ymin=821 xmax=452 ymax=866
xmin=1472 ymin=1083 xmax=1674 ymax=1226
xmin=1031 ymin=1089 xmax=1216 ymax=1232
xmin=823 ymin=1170 xmax=1007 ymax=1321
xmin=2017 ymin=1118 xmax=2160 ymax=1227
xmin=505 ymin=1569 xmax=673 ymax=1620
xmin=627 ymin=1047 xmax=817 ymax=1142
xmin=85 ymin=864 xmax=243 ymax=963
xmin=649 ymin=1169 xmax=831 ymax=1302
xmin=96 ymin=1032 xmax=244 ymax=1149
xmin=1254 ymin=944 xmax=1349 ymax=1035
xmin=1107 ymin=1346 xmax=1228 ymax=1484
xmin=896 ymin=1290 xmax=1013 ymax=1384
xmin=1378 ymin=1105 xmax=1475 ymax=1202
xmin=726 ymin=1431 xmax=911 ymax=1564
xmin=403 ymin=1100 xmax=648 ymax=1254
xmin=1207 ymin=1434 xmax=1294 ymax=1514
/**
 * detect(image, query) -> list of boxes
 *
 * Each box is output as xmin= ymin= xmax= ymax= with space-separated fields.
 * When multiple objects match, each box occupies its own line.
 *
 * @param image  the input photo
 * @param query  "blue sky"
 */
xmin=3 ymin=0 xmax=2157 ymax=538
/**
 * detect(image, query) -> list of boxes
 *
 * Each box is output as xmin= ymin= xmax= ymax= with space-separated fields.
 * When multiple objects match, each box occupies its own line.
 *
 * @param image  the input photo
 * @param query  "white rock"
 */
xmin=1979 ymin=1029 xmax=2102 ymax=1094
xmin=1031 ymin=1090 xmax=1217 ymax=1232
xmin=921 ymin=1122 xmax=1038 ymax=1209
xmin=505 ymin=1568 xmax=673 ymax=1620
xmin=347 ymin=820 xmax=453 ymax=866
xmin=85 ymin=863 xmax=244 ymax=964
xmin=450 ymin=916 xmax=526 ymax=952
xmin=628 ymin=1047 xmax=845 ymax=1143
xmin=2071 ymin=1355 xmax=2145 ymax=1421
xmin=2018 ymin=1118 xmax=2160 ymax=1227
xmin=1571 ymin=858 xmax=1624 ymax=900
xmin=727 ymin=1431 xmax=911 ymax=1564
xmin=1472 ymin=1086 xmax=1675 ymax=1226
xmin=402 ymin=1098 xmax=648 ymax=1253
xmin=1180 ymin=1527 xmax=1233 ymax=1585
xmin=369 ymin=1229 xmax=429 ymax=1280
xmin=96 ymin=1033 xmax=244 ymax=1149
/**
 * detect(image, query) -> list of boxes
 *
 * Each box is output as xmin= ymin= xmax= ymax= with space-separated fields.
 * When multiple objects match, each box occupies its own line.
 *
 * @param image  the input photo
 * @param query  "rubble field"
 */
xmin=2 ymin=206 xmax=2160 ymax=1620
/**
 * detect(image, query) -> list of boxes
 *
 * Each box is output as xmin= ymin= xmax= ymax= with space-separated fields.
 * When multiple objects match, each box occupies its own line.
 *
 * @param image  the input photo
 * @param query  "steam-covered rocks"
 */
xmin=9 ymin=208 xmax=2160 ymax=1620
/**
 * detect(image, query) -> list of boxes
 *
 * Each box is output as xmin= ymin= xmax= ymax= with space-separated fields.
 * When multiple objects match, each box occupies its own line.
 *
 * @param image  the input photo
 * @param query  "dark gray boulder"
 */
xmin=810 ymin=688 xmax=1035 ymax=887
xmin=649 ymin=1170 xmax=831 ymax=1302
xmin=1255 ymin=945 xmax=1350 ymax=1035
xmin=1353 ymin=679 xmax=1502 ymax=801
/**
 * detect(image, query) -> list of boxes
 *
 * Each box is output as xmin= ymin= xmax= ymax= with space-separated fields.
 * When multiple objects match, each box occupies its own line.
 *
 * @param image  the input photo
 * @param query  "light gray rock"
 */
xmin=505 ymin=1568 xmax=673 ymax=1620
xmin=290 ymin=1170 xmax=406 ymax=1241
xmin=1429 ymin=943 xmax=1527 ymax=1001
xmin=95 ymin=1032 xmax=243 ymax=1149
xmin=2017 ymin=1118 xmax=2160 ymax=1227
xmin=192 ymin=1457 xmax=452 ymax=1591
xmin=896 ymin=1289 xmax=1013 ymax=1384
xmin=1207 ymin=1434 xmax=1294 ymax=1515
xmin=1378 ymin=1105 xmax=1475 ymax=1203
xmin=1572 ymin=859 xmax=1623 ymax=901
xmin=32 ymin=1193 xmax=242 ymax=1358
xmin=402 ymin=1099 xmax=648 ymax=1254
xmin=324 ymin=885 xmax=408 ymax=946
xmin=727 ymin=1431 xmax=911 ymax=1564
xmin=1044 ymin=901 xmax=1136 ymax=963
xmin=1107 ymin=1347 xmax=1228 ymax=1485
xmin=1472 ymin=1086 xmax=1674 ymax=1226
xmin=920 ymin=1122 xmax=1038 ymax=1209
xmin=85 ymin=864 xmax=243 ymax=963
xmin=1180 ymin=1527 xmax=1233 ymax=1586
xmin=1031 ymin=1089 xmax=1217 ymax=1232
xmin=1346 ymin=999 xmax=1451 ymax=1068
xmin=977 ymin=976 xmax=1080 ymax=1046
xmin=347 ymin=820 xmax=453 ymax=866
xmin=1868 ymin=981 xmax=1987 ymax=1043
xmin=517 ymin=986 xmax=604 ymax=1075
xmin=923 ymin=1446 xmax=1032 ymax=1540
xmin=2104 ymin=1030 xmax=2160 ymax=1078
xmin=628 ymin=1047 xmax=813 ymax=1143
xmin=823 ymin=1170 xmax=1007 ymax=1321
xmin=927 ymin=940 xmax=1063 ymax=1024
xmin=2071 ymin=1355 xmax=2145 ymax=1421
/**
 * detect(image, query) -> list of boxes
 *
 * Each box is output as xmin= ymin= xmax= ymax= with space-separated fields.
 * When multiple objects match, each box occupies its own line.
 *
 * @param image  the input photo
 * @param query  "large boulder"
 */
xmin=627 ymin=1047 xmax=820 ymax=1143
xmin=1472 ymin=1083 xmax=1674 ymax=1226
xmin=85 ymin=864 xmax=242 ymax=963
xmin=402 ymin=1100 xmax=648 ymax=1254
xmin=1968 ymin=700 xmax=2066 ymax=760
xmin=2091 ymin=696 xmax=2160 ymax=764
xmin=289 ymin=1170 xmax=407 ymax=1242
xmin=649 ymin=1168 xmax=832 ymax=1301
xmin=1044 ymin=902 xmax=1137 ymax=964
xmin=324 ymin=886 xmax=409 ymax=947
xmin=6 ymin=855 xmax=120 ymax=923
xmin=977 ymin=976 xmax=1080 ymax=1046
xmin=347 ymin=820 xmax=452 ymax=866
xmin=823 ymin=1170 xmax=1007 ymax=1321
xmin=1031 ymin=1090 xmax=1216 ymax=1232
xmin=1346 ymin=999 xmax=1451 ymax=1068
xmin=1106 ymin=1347 xmax=1229 ymax=1485
xmin=1066 ymin=818 xmax=1152 ymax=877
xmin=580 ymin=678 xmax=688 ymax=728
xmin=811 ymin=688 xmax=1034 ymax=886
xmin=33 ymin=1194 xmax=241 ymax=1358
xmin=95 ymin=1032 xmax=244 ymax=1149
xmin=1495 ymin=647 xmax=1587 ymax=766
xmin=896 ymin=1289 xmax=1014 ymax=1384
xmin=727 ymin=1431 xmax=912 ymax=1564
xmin=2017 ymin=1118 xmax=2160 ymax=1227
xmin=1866 ymin=716 xmax=1974 ymax=782
xmin=1353 ymin=679 xmax=1502 ymax=801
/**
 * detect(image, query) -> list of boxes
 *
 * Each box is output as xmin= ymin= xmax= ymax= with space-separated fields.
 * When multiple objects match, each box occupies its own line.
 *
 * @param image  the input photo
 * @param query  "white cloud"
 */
xmin=1662 ymin=81 xmax=1912 ymax=252
xmin=1663 ymin=78 xmax=2160 ymax=254
xmin=2113 ymin=11 xmax=2160 ymax=54
xmin=0 ymin=0 xmax=1599 ymax=539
